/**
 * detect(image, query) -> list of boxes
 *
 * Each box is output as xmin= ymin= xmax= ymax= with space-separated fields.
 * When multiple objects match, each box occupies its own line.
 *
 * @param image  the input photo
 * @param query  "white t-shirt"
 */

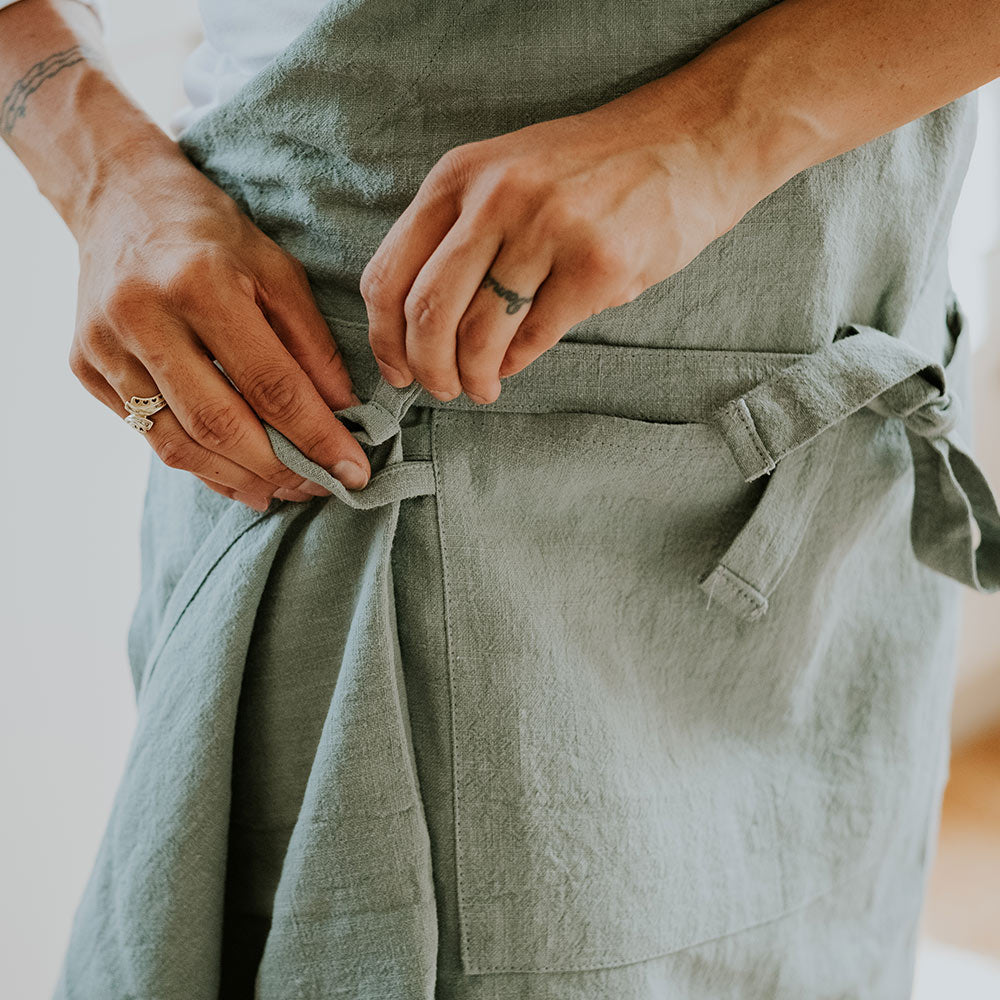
xmin=168 ymin=1 xmax=320 ymax=137
xmin=0 ymin=0 xmax=311 ymax=139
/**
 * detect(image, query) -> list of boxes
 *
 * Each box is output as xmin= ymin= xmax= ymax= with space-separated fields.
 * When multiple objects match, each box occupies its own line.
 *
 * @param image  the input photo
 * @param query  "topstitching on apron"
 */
xmin=51 ymin=1 xmax=1000 ymax=997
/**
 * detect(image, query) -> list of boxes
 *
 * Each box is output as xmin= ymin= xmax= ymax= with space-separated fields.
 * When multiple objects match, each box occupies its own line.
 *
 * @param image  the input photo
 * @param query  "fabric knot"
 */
xmin=868 ymin=381 xmax=960 ymax=440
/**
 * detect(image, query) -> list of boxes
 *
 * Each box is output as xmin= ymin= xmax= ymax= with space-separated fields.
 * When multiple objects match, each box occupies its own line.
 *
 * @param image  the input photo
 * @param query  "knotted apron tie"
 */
xmin=262 ymin=378 xmax=436 ymax=509
xmin=259 ymin=317 xmax=1000 ymax=625
xmin=701 ymin=321 xmax=1000 ymax=621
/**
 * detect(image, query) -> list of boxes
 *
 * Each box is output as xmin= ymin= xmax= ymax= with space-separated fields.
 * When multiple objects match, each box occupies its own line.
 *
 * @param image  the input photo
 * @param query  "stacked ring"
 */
xmin=124 ymin=393 xmax=169 ymax=434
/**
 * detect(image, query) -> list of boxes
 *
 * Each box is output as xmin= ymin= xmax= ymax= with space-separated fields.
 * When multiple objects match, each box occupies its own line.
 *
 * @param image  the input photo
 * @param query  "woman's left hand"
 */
xmin=361 ymin=97 xmax=756 ymax=405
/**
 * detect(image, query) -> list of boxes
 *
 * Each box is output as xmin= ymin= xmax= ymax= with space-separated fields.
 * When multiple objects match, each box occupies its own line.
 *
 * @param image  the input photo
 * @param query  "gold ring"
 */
xmin=124 ymin=393 xmax=168 ymax=434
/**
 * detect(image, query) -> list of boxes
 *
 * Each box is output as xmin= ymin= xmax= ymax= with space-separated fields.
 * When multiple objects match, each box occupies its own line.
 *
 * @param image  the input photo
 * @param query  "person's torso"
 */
xmin=176 ymin=0 xmax=977 ymax=370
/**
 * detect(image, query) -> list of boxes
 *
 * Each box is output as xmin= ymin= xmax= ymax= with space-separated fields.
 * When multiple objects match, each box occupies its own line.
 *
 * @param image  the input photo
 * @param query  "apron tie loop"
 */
xmin=701 ymin=316 xmax=1000 ymax=621
xmin=260 ymin=378 xmax=435 ymax=511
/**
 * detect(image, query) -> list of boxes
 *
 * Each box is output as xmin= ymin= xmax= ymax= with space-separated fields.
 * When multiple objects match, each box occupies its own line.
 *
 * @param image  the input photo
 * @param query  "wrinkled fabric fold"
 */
xmin=702 ymin=299 xmax=1000 ymax=620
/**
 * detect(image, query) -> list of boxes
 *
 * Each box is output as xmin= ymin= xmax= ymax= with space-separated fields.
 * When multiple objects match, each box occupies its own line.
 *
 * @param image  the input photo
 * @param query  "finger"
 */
xmin=198 ymin=474 xmax=320 ymax=508
xmin=498 ymin=261 xmax=607 ymax=378
xmin=171 ymin=289 xmax=372 ymax=491
xmin=195 ymin=474 xmax=271 ymax=513
xmin=130 ymin=316 xmax=333 ymax=497
xmin=362 ymin=172 xmax=461 ymax=387
xmin=257 ymin=254 xmax=363 ymax=411
xmin=82 ymin=354 xmax=276 ymax=505
xmin=399 ymin=217 xmax=502 ymax=400
xmin=454 ymin=239 xmax=549 ymax=404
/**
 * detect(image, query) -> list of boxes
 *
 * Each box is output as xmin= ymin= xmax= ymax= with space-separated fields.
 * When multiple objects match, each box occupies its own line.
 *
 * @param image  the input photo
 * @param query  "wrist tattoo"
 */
xmin=2 ymin=45 xmax=95 ymax=138
xmin=482 ymin=272 xmax=533 ymax=315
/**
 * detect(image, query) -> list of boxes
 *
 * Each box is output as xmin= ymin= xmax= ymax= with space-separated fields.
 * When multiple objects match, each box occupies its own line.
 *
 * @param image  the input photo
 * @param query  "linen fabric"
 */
xmin=53 ymin=2 xmax=1000 ymax=998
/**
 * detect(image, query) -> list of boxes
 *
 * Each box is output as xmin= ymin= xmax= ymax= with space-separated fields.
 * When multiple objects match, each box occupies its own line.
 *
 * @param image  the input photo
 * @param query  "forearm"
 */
xmin=596 ymin=0 xmax=1000 ymax=220
xmin=0 ymin=0 xmax=188 ymax=236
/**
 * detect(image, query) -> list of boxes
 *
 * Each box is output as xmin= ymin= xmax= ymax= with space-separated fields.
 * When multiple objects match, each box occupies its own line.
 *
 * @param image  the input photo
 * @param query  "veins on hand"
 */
xmin=1 ymin=44 xmax=95 ymax=138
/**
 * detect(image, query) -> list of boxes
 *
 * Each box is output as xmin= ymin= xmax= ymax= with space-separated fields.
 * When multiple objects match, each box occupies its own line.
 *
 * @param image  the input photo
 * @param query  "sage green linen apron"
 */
xmin=54 ymin=2 xmax=1000 ymax=998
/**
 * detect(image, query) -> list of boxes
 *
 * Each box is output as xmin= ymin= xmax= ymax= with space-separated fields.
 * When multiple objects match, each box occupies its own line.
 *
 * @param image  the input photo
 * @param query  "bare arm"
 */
xmin=635 ymin=0 xmax=1000 ymax=211
xmin=1 ymin=0 xmax=372 ymax=510
xmin=362 ymin=0 xmax=1000 ymax=401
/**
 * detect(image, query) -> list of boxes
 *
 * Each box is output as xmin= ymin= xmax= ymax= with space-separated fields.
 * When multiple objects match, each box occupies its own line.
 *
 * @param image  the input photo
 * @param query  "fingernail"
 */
xmin=333 ymin=459 xmax=369 ymax=490
xmin=300 ymin=480 xmax=332 ymax=497
xmin=273 ymin=487 xmax=312 ymax=503
xmin=428 ymin=387 xmax=461 ymax=402
xmin=377 ymin=361 xmax=412 ymax=388
xmin=466 ymin=385 xmax=500 ymax=405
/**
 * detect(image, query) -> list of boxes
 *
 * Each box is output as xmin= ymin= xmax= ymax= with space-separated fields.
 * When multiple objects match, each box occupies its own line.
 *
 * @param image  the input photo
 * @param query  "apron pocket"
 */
xmin=431 ymin=405 xmax=914 ymax=975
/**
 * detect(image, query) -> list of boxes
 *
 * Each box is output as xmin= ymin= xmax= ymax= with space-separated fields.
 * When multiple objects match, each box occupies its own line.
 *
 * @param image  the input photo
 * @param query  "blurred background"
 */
xmin=1 ymin=1 xmax=998 ymax=996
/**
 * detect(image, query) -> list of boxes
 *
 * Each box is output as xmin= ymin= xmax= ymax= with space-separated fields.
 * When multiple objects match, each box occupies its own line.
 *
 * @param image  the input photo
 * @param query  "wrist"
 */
xmin=681 ymin=23 xmax=839 ymax=199
xmin=67 ymin=114 xmax=198 ymax=240
xmin=1 ymin=44 xmax=194 ymax=239
xmin=587 ymin=17 xmax=838 ymax=231
xmin=34 ymin=66 xmax=188 ymax=237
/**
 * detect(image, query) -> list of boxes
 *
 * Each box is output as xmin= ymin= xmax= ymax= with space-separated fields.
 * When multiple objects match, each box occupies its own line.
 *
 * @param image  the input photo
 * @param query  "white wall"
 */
xmin=0 ymin=2 xmax=998 ymax=997
xmin=0 ymin=2 xmax=199 ymax=996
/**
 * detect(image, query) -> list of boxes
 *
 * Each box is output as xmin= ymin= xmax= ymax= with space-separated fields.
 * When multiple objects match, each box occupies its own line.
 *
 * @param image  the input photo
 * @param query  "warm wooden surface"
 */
xmin=923 ymin=728 xmax=1000 ymax=957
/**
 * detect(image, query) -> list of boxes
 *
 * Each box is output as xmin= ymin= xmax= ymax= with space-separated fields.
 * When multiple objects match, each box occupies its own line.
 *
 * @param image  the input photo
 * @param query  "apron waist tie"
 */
xmin=261 ymin=378 xmax=435 ymax=511
xmin=253 ymin=313 xmax=1000 ymax=624
xmin=701 ymin=320 xmax=1000 ymax=622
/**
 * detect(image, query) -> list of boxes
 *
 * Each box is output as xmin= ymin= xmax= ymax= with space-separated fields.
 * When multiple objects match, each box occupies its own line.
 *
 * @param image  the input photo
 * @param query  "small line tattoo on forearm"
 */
xmin=482 ymin=272 xmax=533 ymax=314
xmin=1 ymin=45 xmax=93 ymax=137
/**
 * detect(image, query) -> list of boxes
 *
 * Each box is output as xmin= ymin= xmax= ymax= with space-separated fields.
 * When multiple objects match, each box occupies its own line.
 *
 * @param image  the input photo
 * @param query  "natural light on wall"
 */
xmin=950 ymin=81 xmax=1000 ymax=353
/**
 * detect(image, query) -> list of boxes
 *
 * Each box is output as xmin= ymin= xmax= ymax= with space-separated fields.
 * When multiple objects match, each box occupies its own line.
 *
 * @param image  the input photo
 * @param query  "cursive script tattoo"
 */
xmin=481 ymin=272 xmax=533 ymax=315
xmin=1 ymin=45 xmax=93 ymax=137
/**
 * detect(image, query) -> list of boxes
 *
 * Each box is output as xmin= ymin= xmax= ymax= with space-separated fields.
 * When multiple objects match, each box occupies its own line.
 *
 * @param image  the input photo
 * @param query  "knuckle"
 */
xmin=259 ymin=459 xmax=299 ymax=489
xmin=537 ymin=195 xmax=581 ymax=234
xmin=162 ymin=266 xmax=201 ymax=312
xmin=281 ymin=250 xmax=307 ymax=279
xmin=359 ymin=257 xmax=393 ymax=308
xmin=80 ymin=322 xmax=126 ymax=364
xmin=512 ymin=322 xmax=551 ymax=350
xmin=229 ymin=269 xmax=257 ymax=301
xmin=403 ymin=288 xmax=447 ymax=336
xmin=271 ymin=249 xmax=308 ymax=287
xmin=576 ymin=240 xmax=625 ymax=281
xmin=67 ymin=341 xmax=89 ymax=378
xmin=245 ymin=367 xmax=306 ymax=423
xmin=436 ymin=144 xmax=468 ymax=174
xmin=490 ymin=161 xmax=537 ymax=201
xmin=455 ymin=316 xmax=491 ymax=353
xmin=164 ymin=249 xmax=241 ymax=312
xmin=103 ymin=279 xmax=158 ymax=330
xmin=186 ymin=398 xmax=246 ymax=450
xmin=435 ymin=143 xmax=476 ymax=185
xmin=155 ymin=434 xmax=195 ymax=471
xmin=137 ymin=339 xmax=176 ymax=374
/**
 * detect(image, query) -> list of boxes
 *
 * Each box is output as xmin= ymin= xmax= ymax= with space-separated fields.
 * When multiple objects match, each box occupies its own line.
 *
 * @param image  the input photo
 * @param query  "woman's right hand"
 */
xmin=68 ymin=151 xmax=373 ymax=511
